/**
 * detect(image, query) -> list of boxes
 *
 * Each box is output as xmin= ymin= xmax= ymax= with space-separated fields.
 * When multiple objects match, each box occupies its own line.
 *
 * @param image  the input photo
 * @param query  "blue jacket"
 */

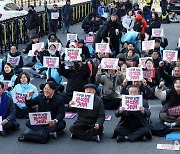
xmin=98 ymin=6 xmax=108 ymax=16
xmin=143 ymin=10 xmax=152 ymax=22
xmin=11 ymin=83 xmax=38 ymax=109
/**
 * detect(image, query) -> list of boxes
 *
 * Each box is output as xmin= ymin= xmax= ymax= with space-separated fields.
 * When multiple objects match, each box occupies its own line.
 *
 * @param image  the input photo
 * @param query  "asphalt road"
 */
xmin=0 ymin=18 xmax=180 ymax=154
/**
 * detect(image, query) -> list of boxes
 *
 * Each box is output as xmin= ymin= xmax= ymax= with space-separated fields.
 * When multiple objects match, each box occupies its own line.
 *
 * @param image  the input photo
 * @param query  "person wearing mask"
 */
xmin=113 ymin=85 xmax=152 ymax=142
xmin=69 ymin=84 xmax=105 ymax=142
xmin=62 ymin=0 xmax=73 ymax=33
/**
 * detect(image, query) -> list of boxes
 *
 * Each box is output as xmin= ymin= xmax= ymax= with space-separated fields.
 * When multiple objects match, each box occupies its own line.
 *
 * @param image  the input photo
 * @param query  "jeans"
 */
xmin=63 ymin=23 xmax=70 ymax=32
xmin=14 ymin=68 xmax=23 ymax=74
xmin=29 ymin=68 xmax=46 ymax=78
xmin=49 ymin=24 xmax=58 ymax=34
xmin=28 ymin=29 xmax=36 ymax=40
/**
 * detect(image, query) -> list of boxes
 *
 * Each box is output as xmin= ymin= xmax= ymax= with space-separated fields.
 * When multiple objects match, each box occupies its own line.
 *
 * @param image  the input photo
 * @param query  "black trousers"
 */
xmin=102 ymin=98 xmax=121 ymax=110
xmin=69 ymin=124 xmax=103 ymax=141
xmin=3 ymin=121 xmax=15 ymax=132
xmin=26 ymin=120 xmax=66 ymax=133
xmin=15 ymin=105 xmax=36 ymax=119
xmin=49 ymin=24 xmax=58 ymax=34
xmin=114 ymin=126 xmax=151 ymax=142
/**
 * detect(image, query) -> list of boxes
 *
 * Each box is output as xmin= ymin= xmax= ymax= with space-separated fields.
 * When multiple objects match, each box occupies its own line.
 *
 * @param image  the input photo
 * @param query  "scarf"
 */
xmin=0 ymin=92 xmax=7 ymax=120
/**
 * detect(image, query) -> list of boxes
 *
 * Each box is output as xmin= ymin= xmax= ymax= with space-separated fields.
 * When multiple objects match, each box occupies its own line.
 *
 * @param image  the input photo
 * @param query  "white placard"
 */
xmin=152 ymin=28 xmax=164 ymax=37
xmin=13 ymin=92 xmax=27 ymax=109
xmin=100 ymin=58 xmax=118 ymax=70
xmin=139 ymin=57 xmax=152 ymax=68
xmin=65 ymin=48 xmax=82 ymax=61
xmin=72 ymin=91 xmax=94 ymax=110
xmin=142 ymin=40 xmax=155 ymax=51
xmin=156 ymin=144 xmax=179 ymax=151
xmin=84 ymin=36 xmax=95 ymax=45
xmin=0 ymin=116 xmax=2 ymax=131
xmin=49 ymin=42 xmax=62 ymax=51
xmin=163 ymin=50 xmax=178 ymax=63
xmin=51 ymin=12 xmax=59 ymax=19
xmin=67 ymin=34 xmax=78 ymax=41
xmin=28 ymin=50 xmax=36 ymax=56
xmin=95 ymin=43 xmax=110 ymax=53
xmin=32 ymin=42 xmax=44 ymax=52
xmin=2 ymin=80 xmax=11 ymax=91
xmin=29 ymin=112 xmax=51 ymax=125
xmin=126 ymin=67 xmax=143 ymax=81
xmin=43 ymin=56 xmax=59 ymax=68
xmin=122 ymin=95 xmax=143 ymax=111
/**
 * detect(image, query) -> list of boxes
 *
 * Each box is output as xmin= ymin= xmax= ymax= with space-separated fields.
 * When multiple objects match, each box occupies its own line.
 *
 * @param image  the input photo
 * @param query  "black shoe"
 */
xmin=70 ymin=133 xmax=78 ymax=139
xmin=67 ymin=31 xmax=70 ymax=33
xmin=89 ymin=135 xmax=100 ymax=142
xmin=18 ymin=136 xmax=25 ymax=142
xmin=117 ymin=135 xmax=125 ymax=142
xmin=0 ymin=131 xmax=6 ymax=136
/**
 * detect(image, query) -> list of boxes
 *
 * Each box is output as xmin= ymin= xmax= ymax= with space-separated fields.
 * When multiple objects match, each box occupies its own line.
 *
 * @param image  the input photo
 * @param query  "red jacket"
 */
xmin=134 ymin=14 xmax=147 ymax=33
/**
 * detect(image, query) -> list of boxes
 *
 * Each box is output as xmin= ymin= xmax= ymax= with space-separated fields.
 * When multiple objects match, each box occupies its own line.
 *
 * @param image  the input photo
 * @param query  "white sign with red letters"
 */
xmin=29 ymin=112 xmax=51 ymax=125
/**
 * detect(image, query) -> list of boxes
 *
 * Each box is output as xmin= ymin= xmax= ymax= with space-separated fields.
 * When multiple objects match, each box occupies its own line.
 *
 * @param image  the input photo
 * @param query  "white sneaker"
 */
xmin=164 ymin=122 xmax=176 ymax=128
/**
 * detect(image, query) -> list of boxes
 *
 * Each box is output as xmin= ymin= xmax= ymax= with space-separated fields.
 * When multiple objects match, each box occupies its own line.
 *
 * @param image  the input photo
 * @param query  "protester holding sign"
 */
xmin=155 ymin=78 xmax=180 ymax=128
xmin=113 ymin=85 xmax=152 ymax=142
xmin=18 ymin=81 xmax=66 ymax=141
xmin=11 ymin=72 xmax=38 ymax=119
xmin=77 ymin=39 xmax=91 ymax=60
xmin=0 ymin=82 xmax=20 ymax=136
xmin=3 ymin=45 xmax=24 ymax=74
xmin=69 ymin=84 xmax=105 ymax=142
xmin=96 ymin=65 xmax=125 ymax=109
xmin=47 ymin=4 xmax=61 ymax=34
xmin=0 ymin=63 xmax=18 ymax=93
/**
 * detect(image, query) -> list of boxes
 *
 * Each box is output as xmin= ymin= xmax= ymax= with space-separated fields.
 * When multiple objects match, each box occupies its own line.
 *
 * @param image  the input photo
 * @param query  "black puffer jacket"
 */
xmin=26 ymin=10 xmax=38 ymax=30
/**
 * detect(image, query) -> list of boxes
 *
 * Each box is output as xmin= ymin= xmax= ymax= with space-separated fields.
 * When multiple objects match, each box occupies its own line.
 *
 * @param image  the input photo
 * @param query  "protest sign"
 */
xmin=166 ymin=105 xmax=180 ymax=116
xmin=139 ymin=57 xmax=152 ymax=68
xmin=152 ymin=28 xmax=164 ymax=37
xmin=13 ymin=92 xmax=27 ymax=109
xmin=157 ymin=144 xmax=179 ymax=151
xmin=67 ymin=34 xmax=78 ymax=41
xmin=43 ymin=56 xmax=59 ymax=68
xmin=163 ymin=50 xmax=178 ymax=63
xmin=28 ymin=50 xmax=36 ymax=56
xmin=65 ymin=48 xmax=82 ymax=61
xmin=126 ymin=67 xmax=143 ymax=81
xmin=100 ymin=58 xmax=118 ymax=70
xmin=142 ymin=40 xmax=155 ymax=51
xmin=126 ymin=60 xmax=136 ymax=67
xmin=0 ymin=116 xmax=2 ymax=131
xmin=143 ymin=69 xmax=155 ymax=79
xmin=2 ymin=80 xmax=10 ymax=91
xmin=29 ymin=112 xmax=51 ymax=125
xmin=7 ymin=56 xmax=20 ymax=66
xmin=72 ymin=91 xmax=94 ymax=110
xmin=51 ymin=12 xmax=59 ymax=19
xmin=32 ymin=42 xmax=44 ymax=52
xmin=65 ymin=112 xmax=77 ymax=119
xmin=84 ymin=36 xmax=95 ymax=45
xmin=122 ymin=95 xmax=143 ymax=111
xmin=105 ymin=115 xmax=112 ymax=121
xmin=95 ymin=43 xmax=110 ymax=53
xmin=49 ymin=42 xmax=62 ymax=51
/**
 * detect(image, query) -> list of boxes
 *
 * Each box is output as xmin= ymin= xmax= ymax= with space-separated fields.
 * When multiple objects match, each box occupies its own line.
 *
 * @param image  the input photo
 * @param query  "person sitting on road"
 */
xmin=125 ymin=49 xmax=139 ymax=67
xmin=10 ymin=72 xmax=38 ymax=119
xmin=90 ymin=14 xmax=103 ymax=33
xmin=69 ymin=84 xmax=105 ymax=142
xmin=96 ymin=65 xmax=125 ymax=110
xmin=3 ymin=45 xmax=24 ymax=75
xmin=155 ymin=78 xmax=180 ymax=128
xmin=113 ymin=85 xmax=152 ymax=142
xmin=77 ymin=39 xmax=91 ymax=60
xmin=0 ymin=82 xmax=20 ymax=136
xmin=82 ymin=13 xmax=95 ymax=33
xmin=18 ymin=81 xmax=66 ymax=141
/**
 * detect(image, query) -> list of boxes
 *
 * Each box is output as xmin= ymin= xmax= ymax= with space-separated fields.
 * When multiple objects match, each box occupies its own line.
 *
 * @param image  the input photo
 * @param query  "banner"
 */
xmin=65 ymin=112 xmax=77 ymax=119
xmin=100 ymin=58 xmax=118 ymax=70
xmin=126 ymin=67 xmax=143 ymax=81
xmin=95 ymin=43 xmax=110 ymax=53
xmin=2 ymin=80 xmax=10 ymax=91
xmin=29 ymin=112 xmax=51 ymax=125
xmin=105 ymin=115 xmax=112 ymax=121
xmin=49 ymin=42 xmax=62 ymax=51
xmin=0 ymin=116 xmax=2 ymax=131
xmin=142 ymin=40 xmax=155 ymax=51
xmin=72 ymin=91 xmax=94 ymax=110
xmin=51 ymin=12 xmax=59 ymax=19
xmin=32 ymin=42 xmax=44 ymax=52
xmin=143 ymin=69 xmax=155 ymax=79
xmin=67 ymin=34 xmax=78 ymax=41
xmin=163 ymin=50 xmax=178 ymax=63
xmin=65 ymin=48 xmax=82 ymax=61
xmin=166 ymin=105 xmax=180 ymax=116
xmin=84 ymin=36 xmax=95 ymax=45
xmin=122 ymin=95 xmax=143 ymax=111
xmin=157 ymin=144 xmax=179 ymax=151
xmin=152 ymin=28 xmax=164 ymax=37
xmin=139 ymin=57 xmax=152 ymax=68
xmin=43 ymin=56 xmax=59 ymax=68
xmin=13 ymin=92 xmax=27 ymax=109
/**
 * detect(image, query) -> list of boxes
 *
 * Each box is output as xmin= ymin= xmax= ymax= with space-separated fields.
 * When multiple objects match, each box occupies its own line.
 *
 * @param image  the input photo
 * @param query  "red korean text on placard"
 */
xmin=68 ymin=51 xmax=79 ymax=60
xmin=165 ymin=52 xmax=175 ymax=62
xmin=125 ymin=97 xmax=139 ymax=110
xmin=16 ymin=93 xmax=26 ymax=104
xmin=33 ymin=114 xmax=48 ymax=125
xmin=46 ymin=58 xmax=56 ymax=67
xmin=104 ymin=60 xmax=115 ymax=69
xmin=76 ymin=97 xmax=90 ymax=108
xmin=9 ymin=58 xmax=18 ymax=65
xmin=129 ymin=70 xmax=140 ymax=80
xmin=98 ymin=45 xmax=107 ymax=52
xmin=153 ymin=29 xmax=161 ymax=37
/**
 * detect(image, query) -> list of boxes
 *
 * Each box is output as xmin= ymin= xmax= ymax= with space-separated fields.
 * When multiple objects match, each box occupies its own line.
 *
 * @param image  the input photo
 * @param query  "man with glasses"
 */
xmin=47 ymin=4 xmax=61 ymax=34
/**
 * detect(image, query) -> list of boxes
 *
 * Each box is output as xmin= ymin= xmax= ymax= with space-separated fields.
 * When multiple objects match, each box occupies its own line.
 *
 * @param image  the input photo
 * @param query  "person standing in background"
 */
xmin=62 ymin=0 xmax=73 ymax=33
xmin=91 ymin=0 xmax=100 ymax=15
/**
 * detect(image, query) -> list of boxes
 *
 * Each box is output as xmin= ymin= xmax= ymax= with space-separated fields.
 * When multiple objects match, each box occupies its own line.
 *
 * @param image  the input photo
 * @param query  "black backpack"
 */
xmin=133 ymin=19 xmax=142 ymax=32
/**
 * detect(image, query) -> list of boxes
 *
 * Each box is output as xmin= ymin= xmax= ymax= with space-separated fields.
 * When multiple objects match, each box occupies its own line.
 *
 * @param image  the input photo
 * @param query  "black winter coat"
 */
xmin=26 ymin=10 xmax=38 ymax=30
